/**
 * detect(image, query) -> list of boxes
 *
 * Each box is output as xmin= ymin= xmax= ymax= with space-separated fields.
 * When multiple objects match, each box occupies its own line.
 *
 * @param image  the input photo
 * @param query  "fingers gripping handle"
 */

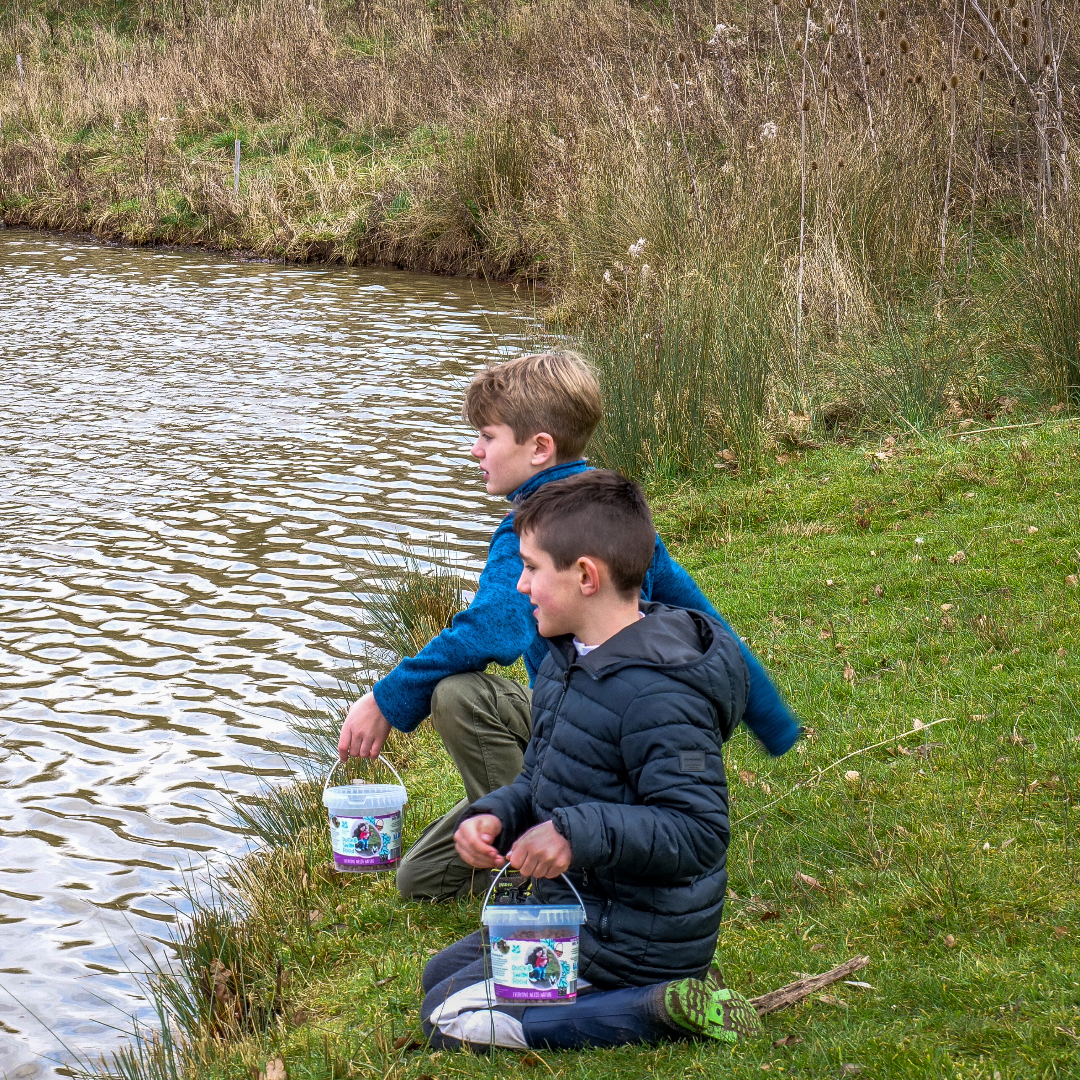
xmin=480 ymin=862 xmax=588 ymax=924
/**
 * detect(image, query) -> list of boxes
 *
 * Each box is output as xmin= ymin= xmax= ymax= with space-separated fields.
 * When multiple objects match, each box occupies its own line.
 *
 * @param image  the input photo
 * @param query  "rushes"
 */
xmin=360 ymin=549 xmax=467 ymax=662
xmin=584 ymin=257 xmax=777 ymax=477
xmin=1022 ymin=206 xmax=1080 ymax=405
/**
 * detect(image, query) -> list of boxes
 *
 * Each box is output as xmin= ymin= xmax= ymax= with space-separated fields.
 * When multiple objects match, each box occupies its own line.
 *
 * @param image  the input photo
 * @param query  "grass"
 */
xmin=85 ymin=419 xmax=1080 ymax=1080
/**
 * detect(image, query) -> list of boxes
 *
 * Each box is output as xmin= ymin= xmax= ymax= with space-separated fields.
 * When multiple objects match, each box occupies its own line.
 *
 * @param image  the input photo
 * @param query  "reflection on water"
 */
xmin=0 ymin=231 xmax=525 ymax=1072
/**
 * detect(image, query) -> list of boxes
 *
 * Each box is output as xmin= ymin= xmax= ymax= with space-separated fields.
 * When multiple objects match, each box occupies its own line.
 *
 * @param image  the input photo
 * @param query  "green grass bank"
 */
xmin=94 ymin=420 xmax=1080 ymax=1080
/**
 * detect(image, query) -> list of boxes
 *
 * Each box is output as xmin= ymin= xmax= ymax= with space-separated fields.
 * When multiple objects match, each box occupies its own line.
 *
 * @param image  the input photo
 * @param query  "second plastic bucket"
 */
xmin=481 ymin=866 xmax=586 ymax=1004
xmin=322 ymin=757 xmax=408 ymax=873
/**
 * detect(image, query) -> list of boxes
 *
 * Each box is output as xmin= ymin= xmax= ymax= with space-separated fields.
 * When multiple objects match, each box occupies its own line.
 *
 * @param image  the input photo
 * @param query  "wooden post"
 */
xmin=233 ymin=138 xmax=241 ymax=195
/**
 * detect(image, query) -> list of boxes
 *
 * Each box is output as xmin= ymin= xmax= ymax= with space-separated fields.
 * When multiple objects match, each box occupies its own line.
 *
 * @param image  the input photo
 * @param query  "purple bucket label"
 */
xmin=328 ymin=810 xmax=402 ymax=871
xmin=489 ymin=933 xmax=579 ymax=1003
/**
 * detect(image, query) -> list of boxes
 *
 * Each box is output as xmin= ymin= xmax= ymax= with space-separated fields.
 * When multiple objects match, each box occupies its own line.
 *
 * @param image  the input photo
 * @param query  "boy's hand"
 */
xmin=338 ymin=692 xmax=393 ymax=761
xmin=455 ymin=814 xmax=506 ymax=869
xmin=509 ymin=821 xmax=572 ymax=879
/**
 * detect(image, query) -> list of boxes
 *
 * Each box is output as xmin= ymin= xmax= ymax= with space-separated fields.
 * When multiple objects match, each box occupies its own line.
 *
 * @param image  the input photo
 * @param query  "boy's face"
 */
xmin=470 ymin=423 xmax=555 ymax=496
xmin=517 ymin=530 xmax=590 ymax=638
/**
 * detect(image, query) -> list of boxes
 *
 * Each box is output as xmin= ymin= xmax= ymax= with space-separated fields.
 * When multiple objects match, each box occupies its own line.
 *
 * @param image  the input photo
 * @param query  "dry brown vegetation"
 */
xmin=1 ymin=0 xmax=1078 ymax=469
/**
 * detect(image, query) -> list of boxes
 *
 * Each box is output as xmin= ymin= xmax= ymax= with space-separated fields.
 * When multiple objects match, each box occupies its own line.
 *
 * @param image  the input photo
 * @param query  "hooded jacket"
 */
xmin=463 ymin=602 xmax=747 ymax=990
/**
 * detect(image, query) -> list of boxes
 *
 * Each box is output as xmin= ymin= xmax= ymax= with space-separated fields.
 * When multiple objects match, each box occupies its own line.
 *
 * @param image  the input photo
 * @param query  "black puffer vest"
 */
xmin=466 ymin=602 xmax=748 ymax=989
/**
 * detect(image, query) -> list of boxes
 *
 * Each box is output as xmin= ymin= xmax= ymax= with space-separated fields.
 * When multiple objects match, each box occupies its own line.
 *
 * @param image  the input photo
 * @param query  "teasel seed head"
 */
xmin=677 ymin=50 xmax=686 ymax=64
xmin=1044 ymin=51 xmax=1052 ymax=68
xmin=972 ymin=45 xmax=983 ymax=61
xmin=992 ymin=7 xmax=1001 ymax=23
xmin=823 ymin=73 xmax=830 ymax=88
xmin=905 ymin=74 xmax=914 ymax=85
xmin=879 ymin=66 xmax=886 ymax=78
xmin=1009 ymin=94 xmax=1017 ymax=107
xmin=979 ymin=66 xmax=986 ymax=81
xmin=795 ymin=34 xmax=805 ymax=52
xmin=804 ymin=0 xmax=812 ymax=9
xmin=826 ymin=18 xmax=836 ymax=34
xmin=1020 ymin=31 xmax=1029 ymax=46
xmin=801 ymin=96 xmax=811 ymax=111
xmin=1021 ymin=15 xmax=1030 ymax=28
xmin=877 ymin=7 xmax=886 ymax=21
xmin=810 ymin=159 xmax=819 ymax=171
xmin=773 ymin=0 xmax=781 ymax=6
xmin=940 ymin=78 xmax=947 ymax=92
xmin=915 ymin=71 xmax=923 ymax=84
xmin=838 ymin=157 xmax=846 ymax=169
xmin=1005 ymin=0 xmax=1015 ymax=8
xmin=899 ymin=36 xmax=910 ymax=55
xmin=949 ymin=72 xmax=959 ymax=89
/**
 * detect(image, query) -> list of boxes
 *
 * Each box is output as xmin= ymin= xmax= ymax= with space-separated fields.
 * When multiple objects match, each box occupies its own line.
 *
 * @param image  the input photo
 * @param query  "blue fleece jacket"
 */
xmin=371 ymin=460 xmax=801 ymax=755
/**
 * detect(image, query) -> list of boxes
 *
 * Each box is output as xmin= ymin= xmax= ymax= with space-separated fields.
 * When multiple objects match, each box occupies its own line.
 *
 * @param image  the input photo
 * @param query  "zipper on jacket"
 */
xmin=538 ymin=667 xmax=574 ymax=773
xmin=599 ymin=899 xmax=614 ymax=942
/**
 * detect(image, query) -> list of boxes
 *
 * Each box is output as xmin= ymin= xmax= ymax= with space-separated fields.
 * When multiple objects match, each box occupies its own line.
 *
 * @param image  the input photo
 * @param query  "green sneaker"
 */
xmin=664 ymin=978 xmax=763 ymax=1043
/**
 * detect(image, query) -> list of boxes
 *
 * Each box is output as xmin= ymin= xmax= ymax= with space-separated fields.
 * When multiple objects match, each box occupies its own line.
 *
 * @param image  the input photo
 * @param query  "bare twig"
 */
xmin=945 ymin=415 xmax=1080 ymax=438
xmin=751 ymin=956 xmax=871 ymax=1015
xmin=795 ymin=5 xmax=812 ymax=366
xmin=848 ymin=0 xmax=877 ymax=152
xmin=664 ymin=60 xmax=704 ymax=229
xmin=968 ymin=0 xmax=1028 ymax=84
xmin=732 ymin=717 xmax=955 ymax=827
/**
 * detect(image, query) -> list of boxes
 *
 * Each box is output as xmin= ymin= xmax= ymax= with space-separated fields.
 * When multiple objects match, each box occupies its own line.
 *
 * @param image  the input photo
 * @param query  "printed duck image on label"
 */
xmin=328 ymin=810 xmax=402 ymax=869
xmin=489 ymin=932 xmax=579 ymax=1002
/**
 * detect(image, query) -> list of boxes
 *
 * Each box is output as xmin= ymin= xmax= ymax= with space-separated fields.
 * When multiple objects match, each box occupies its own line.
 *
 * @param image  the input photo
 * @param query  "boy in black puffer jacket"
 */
xmin=420 ymin=471 xmax=768 ymax=1051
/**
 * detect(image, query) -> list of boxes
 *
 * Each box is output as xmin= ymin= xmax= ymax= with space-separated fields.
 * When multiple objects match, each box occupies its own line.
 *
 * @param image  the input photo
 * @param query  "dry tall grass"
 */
xmin=2 ymin=0 xmax=1077 ymax=466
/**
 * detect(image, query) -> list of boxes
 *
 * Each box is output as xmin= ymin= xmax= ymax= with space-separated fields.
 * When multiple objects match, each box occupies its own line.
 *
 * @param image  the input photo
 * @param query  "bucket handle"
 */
xmin=324 ymin=754 xmax=406 ymax=794
xmin=480 ymin=860 xmax=588 ymax=924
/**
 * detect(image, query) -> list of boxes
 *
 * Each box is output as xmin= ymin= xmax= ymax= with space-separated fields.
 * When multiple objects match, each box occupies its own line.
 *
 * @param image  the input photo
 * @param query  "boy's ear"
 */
xmin=576 ymin=556 xmax=602 ymax=597
xmin=529 ymin=432 xmax=557 ymax=467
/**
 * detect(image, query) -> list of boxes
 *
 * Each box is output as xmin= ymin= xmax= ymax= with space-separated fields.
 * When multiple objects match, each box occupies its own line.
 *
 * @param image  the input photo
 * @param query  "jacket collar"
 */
xmin=508 ymin=460 xmax=590 ymax=505
xmin=544 ymin=602 xmax=719 ymax=680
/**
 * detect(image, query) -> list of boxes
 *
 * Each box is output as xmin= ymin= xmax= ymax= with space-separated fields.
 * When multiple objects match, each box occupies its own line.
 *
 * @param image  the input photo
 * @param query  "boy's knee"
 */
xmin=430 ymin=672 xmax=490 ymax=739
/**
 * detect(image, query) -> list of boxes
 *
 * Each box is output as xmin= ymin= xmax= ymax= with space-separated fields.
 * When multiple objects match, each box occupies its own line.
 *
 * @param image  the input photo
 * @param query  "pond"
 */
xmin=0 ymin=230 xmax=526 ymax=1073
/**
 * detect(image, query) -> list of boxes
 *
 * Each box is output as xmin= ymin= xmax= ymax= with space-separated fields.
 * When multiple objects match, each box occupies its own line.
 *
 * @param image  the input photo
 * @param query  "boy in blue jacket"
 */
xmin=421 ymin=470 xmax=762 ymax=1049
xmin=337 ymin=351 xmax=799 ymax=900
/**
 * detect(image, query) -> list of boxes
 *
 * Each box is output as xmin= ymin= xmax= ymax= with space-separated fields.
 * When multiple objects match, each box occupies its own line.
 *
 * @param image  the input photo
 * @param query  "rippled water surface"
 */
xmin=0 ymin=231 xmax=525 ymax=1072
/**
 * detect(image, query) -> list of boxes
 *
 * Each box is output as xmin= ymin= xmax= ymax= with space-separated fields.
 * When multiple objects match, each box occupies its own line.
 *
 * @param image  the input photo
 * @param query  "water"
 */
xmin=0 ymin=230 xmax=527 ymax=1073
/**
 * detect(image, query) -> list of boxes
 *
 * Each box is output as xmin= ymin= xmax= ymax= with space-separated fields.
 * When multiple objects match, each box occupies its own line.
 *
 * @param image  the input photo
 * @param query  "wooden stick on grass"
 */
xmin=751 ymin=955 xmax=871 ymax=1015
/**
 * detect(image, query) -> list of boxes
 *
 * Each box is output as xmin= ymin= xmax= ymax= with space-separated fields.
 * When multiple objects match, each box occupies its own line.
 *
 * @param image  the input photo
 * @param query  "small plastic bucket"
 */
xmin=481 ymin=865 xmax=586 ymax=1005
xmin=322 ymin=757 xmax=408 ymax=873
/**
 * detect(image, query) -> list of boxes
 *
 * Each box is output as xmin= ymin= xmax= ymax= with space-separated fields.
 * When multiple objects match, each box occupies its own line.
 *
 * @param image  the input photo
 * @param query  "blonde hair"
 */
xmin=462 ymin=351 xmax=602 ymax=462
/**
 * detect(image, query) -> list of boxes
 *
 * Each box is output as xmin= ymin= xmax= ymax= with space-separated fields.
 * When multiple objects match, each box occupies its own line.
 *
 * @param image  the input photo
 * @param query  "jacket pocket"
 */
xmin=598 ymin=899 xmax=614 ymax=942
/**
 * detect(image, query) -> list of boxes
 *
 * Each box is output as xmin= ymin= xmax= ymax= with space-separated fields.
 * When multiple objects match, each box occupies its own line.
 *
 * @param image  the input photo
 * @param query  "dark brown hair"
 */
xmin=462 ymin=351 xmax=602 ymax=462
xmin=513 ymin=470 xmax=655 ymax=595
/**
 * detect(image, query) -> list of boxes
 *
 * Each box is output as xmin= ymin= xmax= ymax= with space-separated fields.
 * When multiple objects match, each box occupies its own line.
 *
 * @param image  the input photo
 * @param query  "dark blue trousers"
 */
xmin=420 ymin=932 xmax=683 ymax=1051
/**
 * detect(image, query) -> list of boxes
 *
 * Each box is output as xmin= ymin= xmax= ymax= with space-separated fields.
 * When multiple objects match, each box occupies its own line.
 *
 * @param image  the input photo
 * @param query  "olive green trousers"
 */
xmin=396 ymin=671 xmax=531 ymax=902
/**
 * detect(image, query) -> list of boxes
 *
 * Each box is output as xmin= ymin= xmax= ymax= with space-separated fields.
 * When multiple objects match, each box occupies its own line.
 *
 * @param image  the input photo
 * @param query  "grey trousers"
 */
xmin=397 ymin=671 xmax=531 ymax=901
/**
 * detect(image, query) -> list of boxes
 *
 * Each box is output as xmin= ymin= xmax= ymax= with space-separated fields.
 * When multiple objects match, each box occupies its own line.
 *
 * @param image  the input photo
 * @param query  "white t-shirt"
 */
xmin=573 ymin=611 xmax=644 ymax=656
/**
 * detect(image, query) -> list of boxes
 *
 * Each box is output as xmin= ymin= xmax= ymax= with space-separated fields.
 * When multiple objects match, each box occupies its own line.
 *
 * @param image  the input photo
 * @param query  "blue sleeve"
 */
xmin=371 ymin=520 xmax=536 ymax=732
xmin=646 ymin=537 xmax=801 ymax=756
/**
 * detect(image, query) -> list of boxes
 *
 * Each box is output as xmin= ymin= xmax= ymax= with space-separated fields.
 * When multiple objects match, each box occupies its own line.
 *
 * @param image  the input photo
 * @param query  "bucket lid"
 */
xmin=323 ymin=782 xmax=408 ymax=812
xmin=482 ymin=903 xmax=585 ymax=927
